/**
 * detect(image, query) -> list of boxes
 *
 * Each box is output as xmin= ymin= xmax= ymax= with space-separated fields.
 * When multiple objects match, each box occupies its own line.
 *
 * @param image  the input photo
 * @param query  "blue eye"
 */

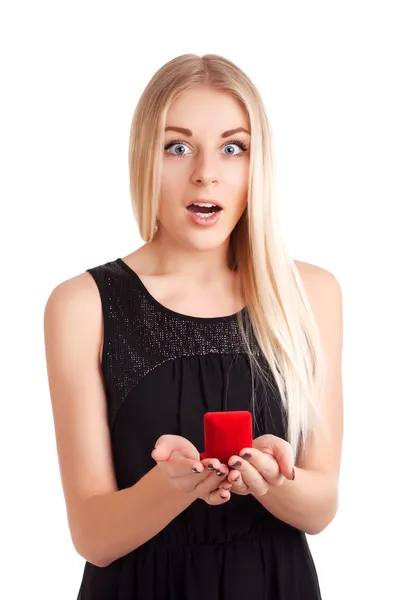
xmin=165 ymin=142 xmax=188 ymax=156
xmin=164 ymin=139 xmax=248 ymax=158
xmin=222 ymin=142 xmax=246 ymax=156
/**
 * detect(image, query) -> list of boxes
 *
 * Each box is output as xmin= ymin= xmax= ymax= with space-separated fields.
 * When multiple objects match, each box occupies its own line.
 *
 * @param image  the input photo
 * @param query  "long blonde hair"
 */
xmin=128 ymin=54 xmax=326 ymax=463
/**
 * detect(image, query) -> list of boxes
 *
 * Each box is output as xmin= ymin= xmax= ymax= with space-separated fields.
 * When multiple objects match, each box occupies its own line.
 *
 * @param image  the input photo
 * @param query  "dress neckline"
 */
xmin=115 ymin=258 xmax=247 ymax=323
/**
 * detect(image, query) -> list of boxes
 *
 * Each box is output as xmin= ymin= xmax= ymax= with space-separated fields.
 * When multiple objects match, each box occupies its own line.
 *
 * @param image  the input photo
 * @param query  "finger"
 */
xmin=218 ymin=480 xmax=233 ymax=492
xmin=152 ymin=435 xmax=197 ymax=461
xmin=227 ymin=469 xmax=249 ymax=495
xmin=239 ymin=448 xmax=285 ymax=487
xmin=156 ymin=456 xmax=205 ymax=480
xmin=228 ymin=455 xmax=269 ymax=497
xmin=196 ymin=465 xmax=229 ymax=495
xmin=206 ymin=487 xmax=231 ymax=505
xmin=253 ymin=435 xmax=294 ymax=480
xmin=218 ymin=484 xmax=233 ymax=493
xmin=200 ymin=458 xmax=223 ymax=472
xmin=152 ymin=449 xmax=205 ymax=478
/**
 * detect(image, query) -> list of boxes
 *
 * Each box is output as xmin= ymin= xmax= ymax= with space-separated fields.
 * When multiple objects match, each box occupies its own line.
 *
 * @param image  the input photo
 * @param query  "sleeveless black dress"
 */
xmin=77 ymin=258 xmax=322 ymax=599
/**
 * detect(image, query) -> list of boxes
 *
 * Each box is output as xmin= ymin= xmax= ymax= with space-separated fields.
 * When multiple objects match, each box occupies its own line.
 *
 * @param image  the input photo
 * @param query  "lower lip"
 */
xmin=186 ymin=208 xmax=223 ymax=227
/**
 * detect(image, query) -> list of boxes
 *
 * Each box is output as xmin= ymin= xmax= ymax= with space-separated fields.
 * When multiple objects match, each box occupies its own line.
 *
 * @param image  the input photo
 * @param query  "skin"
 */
xmin=126 ymin=85 xmax=250 ymax=314
xmin=152 ymin=434 xmax=292 ymax=503
xmin=156 ymin=85 xmax=250 ymax=273
xmin=128 ymin=85 xmax=295 ymax=501
xmin=135 ymin=89 xmax=343 ymax=520
xmin=44 ymin=88 xmax=342 ymax=566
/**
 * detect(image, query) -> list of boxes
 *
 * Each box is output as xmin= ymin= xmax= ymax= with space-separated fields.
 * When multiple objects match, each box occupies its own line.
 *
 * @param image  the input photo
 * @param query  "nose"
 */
xmin=191 ymin=150 xmax=219 ymax=186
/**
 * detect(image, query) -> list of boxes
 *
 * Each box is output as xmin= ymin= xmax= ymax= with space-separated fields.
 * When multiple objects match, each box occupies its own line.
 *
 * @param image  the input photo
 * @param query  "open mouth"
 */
xmin=186 ymin=204 xmax=222 ymax=214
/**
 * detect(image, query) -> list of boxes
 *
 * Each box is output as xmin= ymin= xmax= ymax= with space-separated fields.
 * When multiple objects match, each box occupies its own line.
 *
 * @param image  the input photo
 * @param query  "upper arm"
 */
xmin=43 ymin=272 xmax=118 ymax=557
xmin=295 ymin=262 xmax=344 ymax=484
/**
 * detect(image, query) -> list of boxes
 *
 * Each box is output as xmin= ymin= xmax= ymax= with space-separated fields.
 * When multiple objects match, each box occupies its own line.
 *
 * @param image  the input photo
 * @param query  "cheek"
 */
xmin=226 ymin=162 xmax=249 ymax=190
xmin=230 ymin=170 xmax=249 ymax=205
xmin=159 ymin=175 xmax=186 ymax=209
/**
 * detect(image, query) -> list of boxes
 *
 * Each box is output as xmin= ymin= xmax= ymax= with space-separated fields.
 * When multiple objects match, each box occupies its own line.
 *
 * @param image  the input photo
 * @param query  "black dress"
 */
xmin=77 ymin=258 xmax=322 ymax=599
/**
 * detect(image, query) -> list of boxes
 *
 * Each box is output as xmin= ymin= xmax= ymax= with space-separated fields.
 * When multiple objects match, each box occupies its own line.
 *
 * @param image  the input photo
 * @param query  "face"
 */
xmin=157 ymin=85 xmax=250 ymax=253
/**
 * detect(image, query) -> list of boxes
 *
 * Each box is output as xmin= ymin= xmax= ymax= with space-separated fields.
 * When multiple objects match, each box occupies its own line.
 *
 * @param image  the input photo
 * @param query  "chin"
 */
xmin=158 ymin=216 xmax=234 ymax=250
xmin=182 ymin=230 xmax=230 ymax=251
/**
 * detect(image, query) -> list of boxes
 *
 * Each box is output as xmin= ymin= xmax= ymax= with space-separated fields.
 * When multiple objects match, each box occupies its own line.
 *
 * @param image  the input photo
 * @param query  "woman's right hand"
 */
xmin=151 ymin=434 xmax=232 ymax=506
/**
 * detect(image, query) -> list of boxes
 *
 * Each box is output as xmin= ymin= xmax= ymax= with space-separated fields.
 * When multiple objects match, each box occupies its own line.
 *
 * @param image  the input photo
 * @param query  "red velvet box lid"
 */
xmin=200 ymin=410 xmax=253 ymax=465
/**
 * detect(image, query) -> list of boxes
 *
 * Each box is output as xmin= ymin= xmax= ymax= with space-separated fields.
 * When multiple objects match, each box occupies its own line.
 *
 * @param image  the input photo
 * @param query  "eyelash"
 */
xmin=164 ymin=139 xmax=249 ymax=159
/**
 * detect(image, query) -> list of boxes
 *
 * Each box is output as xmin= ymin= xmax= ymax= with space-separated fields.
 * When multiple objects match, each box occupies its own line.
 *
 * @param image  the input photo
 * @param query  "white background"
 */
xmin=1 ymin=1 xmax=399 ymax=598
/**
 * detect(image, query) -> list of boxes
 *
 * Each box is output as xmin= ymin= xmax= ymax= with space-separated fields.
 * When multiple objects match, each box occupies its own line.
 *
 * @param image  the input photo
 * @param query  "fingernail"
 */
xmin=230 ymin=461 xmax=242 ymax=468
xmin=241 ymin=453 xmax=252 ymax=459
xmin=292 ymin=467 xmax=296 ymax=480
xmin=216 ymin=470 xmax=224 ymax=476
xmin=233 ymin=476 xmax=240 ymax=482
xmin=191 ymin=468 xmax=200 ymax=473
xmin=220 ymin=493 xmax=229 ymax=499
xmin=207 ymin=464 xmax=216 ymax=470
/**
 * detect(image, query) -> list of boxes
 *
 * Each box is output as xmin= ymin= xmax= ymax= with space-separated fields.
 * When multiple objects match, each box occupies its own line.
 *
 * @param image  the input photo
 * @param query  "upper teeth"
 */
xmin=192 ymin=202 xmax=217 ymax=207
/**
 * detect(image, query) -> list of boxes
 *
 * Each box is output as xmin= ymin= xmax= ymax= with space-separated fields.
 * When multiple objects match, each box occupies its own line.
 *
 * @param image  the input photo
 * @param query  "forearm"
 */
xmin=256 ymin=467 xmax=339 ymax=535
xmin=74 ymin=466 xmax=194 ymax=567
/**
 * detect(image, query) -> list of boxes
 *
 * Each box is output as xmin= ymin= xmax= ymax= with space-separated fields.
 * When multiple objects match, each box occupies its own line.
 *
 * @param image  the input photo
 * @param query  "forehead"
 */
xmin=165 ymin=86 xmax=250 ymax=135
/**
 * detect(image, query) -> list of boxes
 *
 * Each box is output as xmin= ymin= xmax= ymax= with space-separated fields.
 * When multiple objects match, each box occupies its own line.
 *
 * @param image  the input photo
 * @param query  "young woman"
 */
xmin=44 ymin=53 xmax=343 ymax=599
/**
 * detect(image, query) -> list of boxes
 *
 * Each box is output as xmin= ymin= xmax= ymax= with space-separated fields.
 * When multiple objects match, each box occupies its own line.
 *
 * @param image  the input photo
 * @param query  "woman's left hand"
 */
xmin=221 ymin=434 xmax=295 ymax=497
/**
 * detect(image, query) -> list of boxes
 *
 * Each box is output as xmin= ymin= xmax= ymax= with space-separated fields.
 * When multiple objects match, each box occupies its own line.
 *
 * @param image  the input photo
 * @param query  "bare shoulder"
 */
xmin=293 ymin=259 xmax=342 ymax=317
xmin=45 ymin=269 xmax=102 ymax=311
xmin=43 ymin=270 xmax=118 ymax=562
xmin=292 ymin=261 xmax=344 ymax=490
xmin=294 ymin=258 xmax=341 ymax=288
xmin=293 ymin=259 xmax=343 ymax=366
xmin=45 ymin=270 xmax=104 ymax=361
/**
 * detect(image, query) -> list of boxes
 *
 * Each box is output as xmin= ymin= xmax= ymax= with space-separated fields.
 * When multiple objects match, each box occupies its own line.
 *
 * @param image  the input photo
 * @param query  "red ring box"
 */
xmin=199 ymin=410 xmax=253 ymax=465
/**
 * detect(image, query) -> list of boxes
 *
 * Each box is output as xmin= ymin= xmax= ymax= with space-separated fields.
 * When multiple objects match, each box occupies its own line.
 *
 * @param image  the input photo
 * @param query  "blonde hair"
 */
xmin=128 ymin=53 xmax=327 ymax=463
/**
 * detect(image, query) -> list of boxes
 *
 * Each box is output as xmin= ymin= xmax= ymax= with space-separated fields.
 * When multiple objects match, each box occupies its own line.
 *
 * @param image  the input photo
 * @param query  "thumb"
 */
xmin=151 ymin=444 xmax=171 ymax=462
xmin=151 ymin=434 xmax=200 ymax=463
xmin=254 ymin=434 xmax=294 ymax=480
xmin=151 ymin=434 xmax=182 ymax=462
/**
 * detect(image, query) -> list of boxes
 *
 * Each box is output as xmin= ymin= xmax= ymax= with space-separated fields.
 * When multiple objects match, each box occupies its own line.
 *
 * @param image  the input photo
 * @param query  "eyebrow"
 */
xmin=164 ymin=126 xmax=250 ymax=138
